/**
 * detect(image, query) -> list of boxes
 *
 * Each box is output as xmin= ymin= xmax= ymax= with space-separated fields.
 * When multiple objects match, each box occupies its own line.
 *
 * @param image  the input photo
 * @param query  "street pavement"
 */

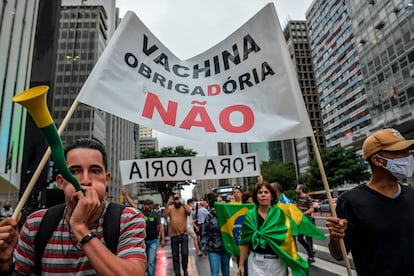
xmin=155 ymin=235 xmax=238 ymax=276
xmin=155 ymin=215 xmax=356 ymax=275
xmin=154 ymin=235 xmax=200 ymax=276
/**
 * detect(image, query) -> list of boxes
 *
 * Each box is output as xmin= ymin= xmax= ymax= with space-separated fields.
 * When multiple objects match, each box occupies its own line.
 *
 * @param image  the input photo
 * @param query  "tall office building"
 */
xmin=306 ymin=0 xmax=370 ymax=149
xmin=345 ymin=0 xmax=414 ymax=140
xmin=53 ymin=1 xmax=135 ymax=201
xmin=138 ymin=125 xmax=158 ymax=157
xmin=267 ymin=140 xmax=296 ymax=164
xmin=283 ymin=20 xmax=326 ymax=180
xmin=139 ymin=125 xmax=152 ymax=138
xmin=138 ymin=137 xmax=158 ymax=157
xmin=0 ymin=0 xmax=47 ymax=205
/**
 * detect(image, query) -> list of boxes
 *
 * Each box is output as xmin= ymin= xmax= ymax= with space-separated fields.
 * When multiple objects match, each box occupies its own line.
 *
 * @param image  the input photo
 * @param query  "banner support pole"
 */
xmin=310 ymin=135 xmax=352 ymax=276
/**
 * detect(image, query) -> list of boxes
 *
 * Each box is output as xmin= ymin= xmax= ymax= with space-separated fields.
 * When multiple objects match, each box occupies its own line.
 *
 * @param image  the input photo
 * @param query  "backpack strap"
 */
xmin=103 ymin=202 xmax=125 ymax=254
xmin=34 ymin=202 xmax=125 ymax=274
xmin=35 ymin=203 xmax=66 ymax=274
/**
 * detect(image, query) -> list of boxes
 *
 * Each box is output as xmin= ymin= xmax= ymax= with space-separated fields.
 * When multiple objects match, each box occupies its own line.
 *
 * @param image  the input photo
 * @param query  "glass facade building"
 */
xmin=346 ymin=0 xmax=414 ymax=139
xmin=307 ymin=0 xmax=370 ymax=148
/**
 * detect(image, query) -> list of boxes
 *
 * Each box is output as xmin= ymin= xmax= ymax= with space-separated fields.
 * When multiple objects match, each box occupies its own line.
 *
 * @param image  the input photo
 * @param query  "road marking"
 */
xmin=310 ymin=256 xmax=356 ymax=275
xmin=313 ymin=244 xmax=353 ymax=261
xmin=299 ymin=251 xmax=357 ymax=275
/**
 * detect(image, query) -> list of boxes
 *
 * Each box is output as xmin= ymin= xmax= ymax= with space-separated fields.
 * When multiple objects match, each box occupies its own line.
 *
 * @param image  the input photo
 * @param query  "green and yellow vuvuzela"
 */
xmin=13 ymin=85 xmax=83 ymax=192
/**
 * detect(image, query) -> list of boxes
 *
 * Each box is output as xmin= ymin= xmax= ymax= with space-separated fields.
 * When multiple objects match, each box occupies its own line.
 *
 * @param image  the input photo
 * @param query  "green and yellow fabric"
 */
xmin=216 ymin=202 xmax=325 ymax=276
xmin=13 ymin=85 xmax=82 ymax=192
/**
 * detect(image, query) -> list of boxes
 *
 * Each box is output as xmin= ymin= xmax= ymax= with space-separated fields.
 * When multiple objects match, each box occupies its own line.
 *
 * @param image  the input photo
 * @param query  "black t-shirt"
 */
xmin=337 ymin=184 xmax=414 ymax=275
xmin=143 ymin=210 xmax=160 ymax=240
xmin=251 ymin=212 xmax=277 ymax=255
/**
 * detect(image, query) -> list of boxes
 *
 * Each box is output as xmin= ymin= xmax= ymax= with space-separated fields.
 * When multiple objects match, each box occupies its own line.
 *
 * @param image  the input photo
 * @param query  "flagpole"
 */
xmin=310 ymin=135 xmax=352 ymax=276
xmin=12 ymin=99 xmax=80 ymax=220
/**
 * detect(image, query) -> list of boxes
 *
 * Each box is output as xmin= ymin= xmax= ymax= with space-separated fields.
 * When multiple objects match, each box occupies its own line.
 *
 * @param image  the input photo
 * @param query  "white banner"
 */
xmin=119 ymin=153 xmax=260 ymax=184
xmin=77 ymin=3 xmax=313 ymax=142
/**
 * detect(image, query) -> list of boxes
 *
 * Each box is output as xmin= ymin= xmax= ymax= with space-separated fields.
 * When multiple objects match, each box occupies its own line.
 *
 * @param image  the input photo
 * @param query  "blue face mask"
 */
xmin=377 ymin=155 xmax=414 ymax=179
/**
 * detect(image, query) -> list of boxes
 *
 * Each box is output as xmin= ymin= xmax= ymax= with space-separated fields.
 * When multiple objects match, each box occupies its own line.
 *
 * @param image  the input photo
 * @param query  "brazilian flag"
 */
xmin=215 ymin=202 xmax=325 ymax=270
xmin=215 ymin=202 xmax=255 ymax=256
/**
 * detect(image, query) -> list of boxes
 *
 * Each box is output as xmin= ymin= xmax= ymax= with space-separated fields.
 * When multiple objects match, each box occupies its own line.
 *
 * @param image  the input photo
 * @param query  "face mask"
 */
xmin=377 ymin=155 xmax=414 ymax=179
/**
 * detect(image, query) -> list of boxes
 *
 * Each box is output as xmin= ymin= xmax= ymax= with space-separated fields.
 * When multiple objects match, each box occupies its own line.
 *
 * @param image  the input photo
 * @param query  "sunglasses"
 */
xmin=174 ymin=197 xmax=180 ymax=200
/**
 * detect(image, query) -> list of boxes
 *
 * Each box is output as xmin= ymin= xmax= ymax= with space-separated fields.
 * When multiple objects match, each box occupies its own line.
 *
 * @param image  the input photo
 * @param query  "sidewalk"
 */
xmin=156 ymin=236 xmax=238 ymax=276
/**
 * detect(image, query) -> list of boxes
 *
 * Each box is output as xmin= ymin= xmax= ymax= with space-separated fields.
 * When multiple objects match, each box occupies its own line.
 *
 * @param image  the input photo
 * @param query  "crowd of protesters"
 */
xmin=2 ymin=128 xmax=411 ymax=276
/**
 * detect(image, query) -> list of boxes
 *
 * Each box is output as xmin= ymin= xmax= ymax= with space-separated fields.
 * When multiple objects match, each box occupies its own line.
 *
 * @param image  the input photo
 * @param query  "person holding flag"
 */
xmin=237 ymin=180 xmax=323 ymax=276
xmin=231 ymin=188 xmax=243 ymax=204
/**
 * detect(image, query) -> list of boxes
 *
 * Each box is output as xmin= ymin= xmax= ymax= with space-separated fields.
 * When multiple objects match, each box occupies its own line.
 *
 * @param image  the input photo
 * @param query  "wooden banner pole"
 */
xmin=310 ymin=135 xmax=352 ymax=276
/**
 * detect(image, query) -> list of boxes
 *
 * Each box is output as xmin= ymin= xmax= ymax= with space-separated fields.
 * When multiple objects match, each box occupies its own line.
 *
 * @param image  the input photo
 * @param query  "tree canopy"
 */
xmin=141 ymin=146 xmax=197 ymax=204
xmin=306 ymin=147 xmax=370 ymax=191
xmin=260 ymin=161 xmax=297 ymax=191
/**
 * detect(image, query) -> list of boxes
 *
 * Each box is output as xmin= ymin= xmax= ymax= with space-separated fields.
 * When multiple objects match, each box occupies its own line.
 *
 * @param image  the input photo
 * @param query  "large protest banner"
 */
xmin=76 ymin=3 xmax=313 ymax=142
xmin=119 ymin=152 xmax=260 ymax=184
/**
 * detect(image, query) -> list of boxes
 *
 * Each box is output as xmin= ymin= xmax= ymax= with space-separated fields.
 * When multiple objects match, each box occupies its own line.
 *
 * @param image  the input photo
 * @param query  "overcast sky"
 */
xmin=115 ymin=0 xmax=313 ymax=156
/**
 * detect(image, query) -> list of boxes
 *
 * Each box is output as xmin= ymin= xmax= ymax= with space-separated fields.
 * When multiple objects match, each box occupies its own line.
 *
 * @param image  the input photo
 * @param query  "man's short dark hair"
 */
xmin=233 ymin=187 xmax=242 ymax=193
xmin=271 ymin=182 xmax=284 ymax=193
xmin=206 ymin=193 xmax=217 ymax=209
xmin=187 ymin=198 xmax=194 ymax=204
xmin=297 ymin=184 xmax=307 ymax=193
xmin=64 ymin=138 xmax=107 ymax=169
xmin=242 ymin=191 xmax=252 ymax=203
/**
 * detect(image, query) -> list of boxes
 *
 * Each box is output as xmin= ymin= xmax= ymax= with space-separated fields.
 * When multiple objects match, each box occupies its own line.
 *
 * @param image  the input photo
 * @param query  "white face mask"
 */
xmin=377 ymin=155 xmax=414 ymax=179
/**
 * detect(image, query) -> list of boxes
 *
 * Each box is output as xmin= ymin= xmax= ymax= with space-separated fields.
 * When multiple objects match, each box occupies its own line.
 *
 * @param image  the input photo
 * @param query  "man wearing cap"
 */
xmin=121 ymin=189 xmax=166 ymax=276
xmin=143 ymin=198 xmax=165 ymax=276
xmin=326 ymin=128 xmax=414 ymax=275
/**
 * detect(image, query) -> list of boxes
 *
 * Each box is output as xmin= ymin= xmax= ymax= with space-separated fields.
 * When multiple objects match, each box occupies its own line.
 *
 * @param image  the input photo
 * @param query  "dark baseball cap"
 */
xmin=143 ymin=199 xmax=154 ymax=205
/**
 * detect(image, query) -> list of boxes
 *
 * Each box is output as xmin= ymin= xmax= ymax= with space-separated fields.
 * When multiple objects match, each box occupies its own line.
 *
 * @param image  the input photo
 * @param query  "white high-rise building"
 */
xmin=307 ymin=0 xmax=371 ymax=149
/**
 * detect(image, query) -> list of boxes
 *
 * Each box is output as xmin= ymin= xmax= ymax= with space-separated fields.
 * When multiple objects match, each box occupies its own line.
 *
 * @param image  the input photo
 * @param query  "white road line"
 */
xmin=313 ymin=244 xmax=353 ymax=261
xmin=301 ymin=244 xmax=356 ymax=275
xmin=309 ymin=256 xmax=357 ymax=276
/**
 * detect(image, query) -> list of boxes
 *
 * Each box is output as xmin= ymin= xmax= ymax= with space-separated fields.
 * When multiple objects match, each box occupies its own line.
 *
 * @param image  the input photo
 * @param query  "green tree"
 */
xmin=260 ymin=161 xmax=297 ymax=191
xmin=306 ymin=147 xmax=370 ymax=191
xmin=141 ymin=146 xmax=197 ymax=205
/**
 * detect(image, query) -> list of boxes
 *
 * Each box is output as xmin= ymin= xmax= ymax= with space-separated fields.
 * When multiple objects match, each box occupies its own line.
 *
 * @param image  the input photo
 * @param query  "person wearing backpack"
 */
xmin=200 ymin=193 xmax=230 ymax=276
xmin=0 ymin=138 xmax=147 ymax=275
